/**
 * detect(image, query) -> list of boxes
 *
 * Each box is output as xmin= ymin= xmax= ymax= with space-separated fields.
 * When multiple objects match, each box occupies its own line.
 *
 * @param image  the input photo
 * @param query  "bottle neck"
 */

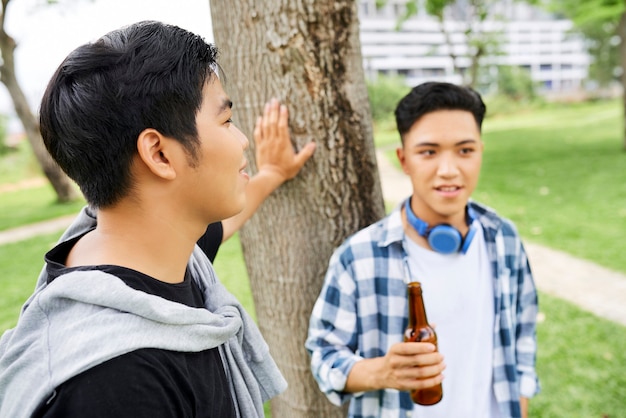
xmin=407 ymin=281 xmax=429 ymax=328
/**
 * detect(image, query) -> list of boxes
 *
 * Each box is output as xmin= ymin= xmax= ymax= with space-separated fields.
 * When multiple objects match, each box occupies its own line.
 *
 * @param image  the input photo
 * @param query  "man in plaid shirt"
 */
xmin=306 ymin=82 xmax=540 ymax=418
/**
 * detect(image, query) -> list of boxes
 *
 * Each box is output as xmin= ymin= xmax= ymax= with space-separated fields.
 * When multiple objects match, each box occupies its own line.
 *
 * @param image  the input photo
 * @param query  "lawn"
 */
xmin=478 ymin=99 xmax=626 ymax=274
xmin=0 ymin=141 xmax=86 ymax=232
xmin=0 ymin=186 xmax=85 ymax=231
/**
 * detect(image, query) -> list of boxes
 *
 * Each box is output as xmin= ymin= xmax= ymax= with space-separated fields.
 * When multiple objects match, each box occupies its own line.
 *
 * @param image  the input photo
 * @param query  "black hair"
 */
xmin=39 ymin=20 xmax=219 ymax=208
xmin=394 ymin=82 xmax=486 ymax=142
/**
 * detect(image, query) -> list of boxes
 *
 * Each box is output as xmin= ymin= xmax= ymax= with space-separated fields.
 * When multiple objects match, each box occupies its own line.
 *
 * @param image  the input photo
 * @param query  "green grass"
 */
xmin=0 ymin=138 xmax=85 ymax=231
xmin=532 ymin=293 xmax=626 ymax=417
xmin=0 ymin=186 xmax=86 ymax=231
xmin=0 ymin=140 xmax=42 ymax=184
xmin=376 ymin=99 xmax=626 ymax=275
xmin=478 ymin=99 xmax=626 ymax=274
xmin=212 ymin=233 xmax=257 ymax=320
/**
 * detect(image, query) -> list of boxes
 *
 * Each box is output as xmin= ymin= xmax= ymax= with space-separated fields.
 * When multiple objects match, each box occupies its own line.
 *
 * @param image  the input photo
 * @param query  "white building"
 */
xmin=358 ymin=0 xmax=591 ymax=93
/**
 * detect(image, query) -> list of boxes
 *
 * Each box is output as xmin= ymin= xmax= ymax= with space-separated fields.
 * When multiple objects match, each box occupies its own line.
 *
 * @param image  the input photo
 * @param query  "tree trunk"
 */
xmin=436 ymin=16 xmax=462 ymax=81
xmin=0 ymin=0 xmax=79 ymax=202
xmin=618 ymin=10 xmax=626 ymax=151
xmin=210 ymin=1 xmax=385 ymax=416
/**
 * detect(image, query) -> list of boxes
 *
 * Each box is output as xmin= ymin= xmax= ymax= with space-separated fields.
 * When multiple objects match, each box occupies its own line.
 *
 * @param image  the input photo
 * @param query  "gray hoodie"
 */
xmin=0 ymin=207 xmax=287 ymax=418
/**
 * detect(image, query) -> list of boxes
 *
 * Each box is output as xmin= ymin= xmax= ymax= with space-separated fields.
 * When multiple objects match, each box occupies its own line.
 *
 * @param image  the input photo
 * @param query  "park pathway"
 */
xmin=1 ymin=153 xmax=625 ymax=327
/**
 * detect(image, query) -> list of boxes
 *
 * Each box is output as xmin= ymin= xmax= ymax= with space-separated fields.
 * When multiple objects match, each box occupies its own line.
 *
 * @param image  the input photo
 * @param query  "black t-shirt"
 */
xmin=197 ymin=222 xmax=223 ymax=263
xmin=35 ymin=229 xmax=235 ymax=418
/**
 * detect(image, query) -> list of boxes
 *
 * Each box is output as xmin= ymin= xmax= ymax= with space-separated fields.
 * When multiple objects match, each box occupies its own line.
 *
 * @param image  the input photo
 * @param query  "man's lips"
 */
xmin=435 ymin=185 xmax=461 ymax=192
xmin=435 ymin=185 xmax=462 ymax=196
xmin=239 ymin=161 xmax=249 ymax=179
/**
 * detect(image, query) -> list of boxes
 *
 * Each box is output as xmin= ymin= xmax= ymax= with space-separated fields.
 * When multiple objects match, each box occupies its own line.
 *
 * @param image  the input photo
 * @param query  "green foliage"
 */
xmin=424 ymin=0 xmax=448 ymax=18
xmin=382 ymin=0 xmax=508 ymax=87
xmin=366 ymin=74 xmax=411 ymax=124
xmin=584 ymin=24 xmax=620 ymax=88
xmin=539 ymin=0 xmax=625 ymax=87
xmin=494 ymin=65 xmax=538 ymax=101
xmin=482 ymin=93 xmax=546 ymax=118
xmin=546 ymin=0 xmax=624 ymax=25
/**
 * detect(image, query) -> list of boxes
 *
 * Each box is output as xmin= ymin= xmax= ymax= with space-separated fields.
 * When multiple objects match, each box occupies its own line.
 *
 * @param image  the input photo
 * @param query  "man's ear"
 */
xmin=396 ymin=147 xmax=409 ymax=174
xmin=136 ymin=129 xmax=177 ymax=180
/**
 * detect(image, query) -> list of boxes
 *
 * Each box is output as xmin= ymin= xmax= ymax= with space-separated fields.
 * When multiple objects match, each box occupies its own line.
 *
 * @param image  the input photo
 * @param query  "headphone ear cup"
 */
xmin=427 ymin=225 xmax=462 ymax=255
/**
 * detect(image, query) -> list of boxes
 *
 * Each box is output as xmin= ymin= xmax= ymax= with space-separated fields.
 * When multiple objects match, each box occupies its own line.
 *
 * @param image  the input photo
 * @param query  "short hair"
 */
xmin=39 ymin=20 xmax=219 ymax=208
xmin=394 ymin=82 xmax=486 ymax=142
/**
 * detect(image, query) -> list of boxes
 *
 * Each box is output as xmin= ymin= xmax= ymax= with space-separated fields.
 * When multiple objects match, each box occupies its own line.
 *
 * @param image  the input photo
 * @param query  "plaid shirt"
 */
xmin=305 ymin=200 xmax=540 ymax=418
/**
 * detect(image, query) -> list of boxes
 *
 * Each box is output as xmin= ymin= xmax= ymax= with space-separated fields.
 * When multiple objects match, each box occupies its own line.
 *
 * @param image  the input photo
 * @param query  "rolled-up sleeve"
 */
xmin=305 ymin=247 xmax=363 ymax=406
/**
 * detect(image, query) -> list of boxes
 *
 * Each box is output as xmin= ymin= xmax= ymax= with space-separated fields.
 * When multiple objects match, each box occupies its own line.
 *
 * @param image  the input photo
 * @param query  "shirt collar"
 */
xmin=377 ymin=201 xmax=406 ymax=248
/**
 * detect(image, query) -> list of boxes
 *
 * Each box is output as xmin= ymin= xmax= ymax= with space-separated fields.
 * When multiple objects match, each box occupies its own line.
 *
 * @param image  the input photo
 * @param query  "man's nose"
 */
xmin=437 ymin=153 xmax=459 ymax=177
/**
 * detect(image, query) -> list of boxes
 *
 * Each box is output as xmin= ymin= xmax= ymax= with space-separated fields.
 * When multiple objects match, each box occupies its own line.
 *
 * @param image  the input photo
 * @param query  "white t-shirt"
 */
xmin=404 ymin=222 xmax=501 ymax=418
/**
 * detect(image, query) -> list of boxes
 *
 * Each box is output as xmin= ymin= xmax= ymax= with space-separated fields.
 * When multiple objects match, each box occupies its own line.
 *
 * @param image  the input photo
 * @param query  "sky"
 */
xmin=3 ymin=0 xmax=214 ymax=133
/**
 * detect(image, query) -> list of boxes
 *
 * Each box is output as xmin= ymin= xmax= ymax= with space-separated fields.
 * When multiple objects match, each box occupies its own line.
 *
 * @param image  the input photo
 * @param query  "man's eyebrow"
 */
xmin=217 ymin=98 xmax=233 ymax=115
xmin=413 ymin=139 xmax=478 ymax=147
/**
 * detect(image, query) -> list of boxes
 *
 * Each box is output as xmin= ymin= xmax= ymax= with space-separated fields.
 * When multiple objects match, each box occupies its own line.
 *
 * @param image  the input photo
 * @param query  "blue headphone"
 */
xmin=404 ymin=198 xmax=477 ymax=255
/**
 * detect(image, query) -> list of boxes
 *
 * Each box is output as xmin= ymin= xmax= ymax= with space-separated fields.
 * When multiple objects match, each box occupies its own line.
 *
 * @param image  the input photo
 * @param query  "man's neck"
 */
xmin=66 ymin=205 xmax=204 ymax=284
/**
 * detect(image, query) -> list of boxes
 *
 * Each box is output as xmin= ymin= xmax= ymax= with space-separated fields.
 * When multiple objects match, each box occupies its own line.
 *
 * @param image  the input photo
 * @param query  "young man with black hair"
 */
xmin=0 ymin=21 xmax=311 ymax=418
xmin=306 ymin=82 xmax=540 ymax=418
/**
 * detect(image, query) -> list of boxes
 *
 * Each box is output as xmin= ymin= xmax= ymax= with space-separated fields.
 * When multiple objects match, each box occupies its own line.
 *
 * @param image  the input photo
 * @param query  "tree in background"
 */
xmin=496 ymin=65 xmax=538 ymax=101
xmin=366 ymin=74 xmax=410 ymax=123
xmin=209 ymin=1 xmax=386 ymax=416
xmin=536 ymin=0 xmax=626 ymax=150
xmin=384 ymin=0 xmax=505 ymax=88
xmin=0 ymin=0 xmax=79 ymax=202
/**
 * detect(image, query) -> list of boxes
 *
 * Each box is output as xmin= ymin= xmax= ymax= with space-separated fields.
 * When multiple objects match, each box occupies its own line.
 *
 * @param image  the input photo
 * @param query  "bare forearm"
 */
xmin=345 ymin=357 xmax=386 ymax=393
xmin=520 ymin=397 xmax=529 ymax=418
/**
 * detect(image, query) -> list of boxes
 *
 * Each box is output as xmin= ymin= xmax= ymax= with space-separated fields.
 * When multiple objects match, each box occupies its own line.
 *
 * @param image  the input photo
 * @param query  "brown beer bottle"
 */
xmin=403 ymin=281 xmax=443 ymax=405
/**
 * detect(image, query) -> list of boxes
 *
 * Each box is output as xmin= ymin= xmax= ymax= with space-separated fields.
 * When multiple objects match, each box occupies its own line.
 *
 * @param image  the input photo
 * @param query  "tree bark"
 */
xmin=210 ymin=1 xmax=385 ymax=416
xmin=0 ymin=0 xmax=79 ymax=202
xmin=618 ymin=10 xmax=626 ymax=151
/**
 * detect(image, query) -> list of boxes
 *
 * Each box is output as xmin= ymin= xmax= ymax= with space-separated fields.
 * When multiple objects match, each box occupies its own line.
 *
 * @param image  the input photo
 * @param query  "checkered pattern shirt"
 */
xmin=305 ymin=200 xmax=540 ymax=418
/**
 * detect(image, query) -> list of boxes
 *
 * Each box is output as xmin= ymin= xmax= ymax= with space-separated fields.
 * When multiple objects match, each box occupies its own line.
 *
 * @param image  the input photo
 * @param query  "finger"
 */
xmin=393 ymin=351 xmax=444 ymax=371
xmin=406 ymin=372 xmax=445 ymax=392
xmin=392 ymin=341 xmax=437 ymax=356
xmin=292 ymin=142 xmax=316 ymax=170
xmin=265 ymin=99 xmax=280 ymax=138
xmin=261 ymin=101 xmax=271 ymax=137
xmin=278 ymin=104 xmax=288 ymax=126
xmin=253 ymin=116 xmax=263 ymax=143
